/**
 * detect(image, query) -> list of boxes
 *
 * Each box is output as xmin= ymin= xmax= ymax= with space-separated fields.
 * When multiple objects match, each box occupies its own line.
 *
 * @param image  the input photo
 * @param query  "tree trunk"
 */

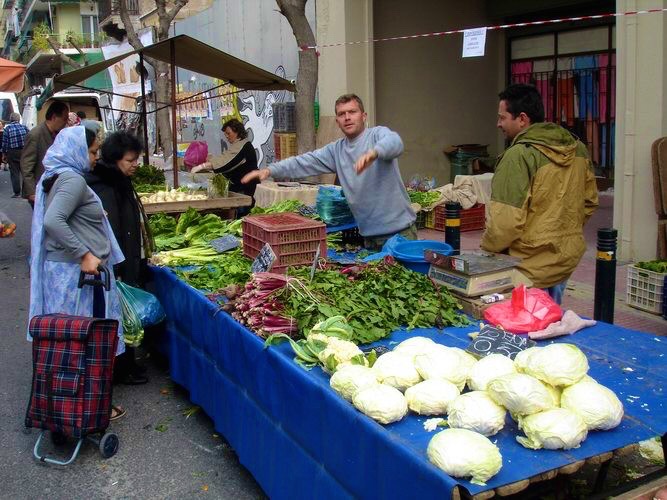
xmin=118 ymin=0 xmax=188 ymax=160
xmin=153 ymin=60 xmax=173 ymax=159
xmin=276 ymin=0 xmax=317 ymax=154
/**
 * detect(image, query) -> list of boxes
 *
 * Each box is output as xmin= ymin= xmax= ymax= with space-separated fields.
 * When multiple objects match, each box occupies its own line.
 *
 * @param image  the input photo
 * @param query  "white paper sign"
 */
xmin=462 ymin=28 xmax=487 ymax=58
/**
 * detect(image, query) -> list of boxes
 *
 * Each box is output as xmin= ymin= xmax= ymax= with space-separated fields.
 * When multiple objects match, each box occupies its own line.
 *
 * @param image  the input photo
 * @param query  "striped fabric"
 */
xmin=25 ymin=314 xmax=118 ymax=438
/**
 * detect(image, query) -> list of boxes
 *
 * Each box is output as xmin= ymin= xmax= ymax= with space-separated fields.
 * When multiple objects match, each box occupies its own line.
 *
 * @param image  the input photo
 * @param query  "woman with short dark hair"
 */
xmin=86 ymin=130 xmax=154 ymax=385
xmin=190 ymin=118 xmax=259 ymax=200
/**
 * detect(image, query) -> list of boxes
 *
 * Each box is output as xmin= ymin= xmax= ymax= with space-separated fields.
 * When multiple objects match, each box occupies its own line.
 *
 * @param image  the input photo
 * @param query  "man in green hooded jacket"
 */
xmin=481 ymin=84 xmax=599 ymax=304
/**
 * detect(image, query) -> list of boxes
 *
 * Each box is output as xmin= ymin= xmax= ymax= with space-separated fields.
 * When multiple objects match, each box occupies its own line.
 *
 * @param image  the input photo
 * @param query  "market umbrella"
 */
xmin=0 ymin=57 xmax=26 ymax=92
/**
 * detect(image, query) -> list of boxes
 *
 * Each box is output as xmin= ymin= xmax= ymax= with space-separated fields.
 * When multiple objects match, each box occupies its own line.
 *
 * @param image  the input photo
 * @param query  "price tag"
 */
xmin=209 ymin=235 xmax=240 ymax=253
xmin=466 ymin=325 xmax=536 ymax=360
xmin=251 ymin=243 xmax=277 ymax=273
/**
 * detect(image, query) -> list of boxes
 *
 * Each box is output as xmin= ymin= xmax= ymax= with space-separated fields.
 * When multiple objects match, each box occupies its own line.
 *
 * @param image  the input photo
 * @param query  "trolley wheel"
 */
xmin=51 ymin=431 xmax=67 ymax=446
xmin=99 ymin=432 xmax=119 ymax=459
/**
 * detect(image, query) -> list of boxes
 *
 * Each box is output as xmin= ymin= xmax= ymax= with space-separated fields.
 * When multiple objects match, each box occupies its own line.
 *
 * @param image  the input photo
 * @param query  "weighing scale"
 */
xmin=425 ymin=251 xmax=531 ymax=297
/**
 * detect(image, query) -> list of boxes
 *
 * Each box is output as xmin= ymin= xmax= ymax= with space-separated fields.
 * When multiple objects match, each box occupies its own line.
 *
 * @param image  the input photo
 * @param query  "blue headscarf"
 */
xmin=29 ymin=126 xmax=124 ymax=330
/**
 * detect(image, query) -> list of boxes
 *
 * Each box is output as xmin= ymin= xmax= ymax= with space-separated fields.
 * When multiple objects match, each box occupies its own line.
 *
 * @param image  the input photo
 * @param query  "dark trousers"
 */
xmin=6 ymin=149 xmax=22 ymax=195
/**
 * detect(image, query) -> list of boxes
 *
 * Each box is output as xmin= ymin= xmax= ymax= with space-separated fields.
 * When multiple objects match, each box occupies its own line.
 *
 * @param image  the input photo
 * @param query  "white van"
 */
xmin=22 ymin=88 xmax=115 ymax=133
xmin=0 ymin=92 xmax=20 ymax=122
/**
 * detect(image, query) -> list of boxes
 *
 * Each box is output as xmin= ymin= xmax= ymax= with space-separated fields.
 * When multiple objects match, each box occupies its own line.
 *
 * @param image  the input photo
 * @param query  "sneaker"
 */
xmin=11 ymin=194 xmax=21 ymax=198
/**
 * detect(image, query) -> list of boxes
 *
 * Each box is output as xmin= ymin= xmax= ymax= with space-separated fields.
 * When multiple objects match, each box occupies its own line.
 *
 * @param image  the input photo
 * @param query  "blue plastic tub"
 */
xmin=392 ymin=240 xmax=453 ymax=274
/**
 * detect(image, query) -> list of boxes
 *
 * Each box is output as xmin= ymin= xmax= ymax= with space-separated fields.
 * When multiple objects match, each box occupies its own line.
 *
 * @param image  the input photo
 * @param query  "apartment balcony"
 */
xmin=19 ymin=32 xmax=106 ymax=74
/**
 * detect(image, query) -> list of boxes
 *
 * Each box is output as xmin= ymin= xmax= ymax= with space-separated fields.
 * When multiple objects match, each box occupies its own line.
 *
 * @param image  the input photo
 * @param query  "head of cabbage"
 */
xmin=487 ymin=373 xmax=555 ymax=415
xmin=404 ymin=378 xmax=460 ymax=416
xmin=468 ymin=353 xmax=517 ymax=391
xmin=522 ymin=343 xmax=589 ymax=386
xmin=330 ymin=365 xmax=379 ymax=402
xmin=516 ymin=408 xmax=588 ymax=450
xmin=372 ymin=352 xmax=421 ymax=392
xmin=353 ymin=384 xmax=408 ymax=424
xmin=393 ymin=336 xmax=437 ymax=360
xmin=447 ymin=391 xmax=507 ymax=436
xmin=560 ymin=378 xmax=624 ymax=430
xmin=414 ymin=346 xmax=469 ymax=390
xmin=427 ymin=428 xmax=503 ymax=485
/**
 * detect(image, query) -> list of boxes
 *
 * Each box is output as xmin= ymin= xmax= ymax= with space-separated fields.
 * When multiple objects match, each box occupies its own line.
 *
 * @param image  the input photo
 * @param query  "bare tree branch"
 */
xmin=66 ymin=35 xmax=88 ymax=65
xmin=118 ymin=0 xmax=143 ymax=50
xmin=47 ymin=36 xmax=82 ymax=70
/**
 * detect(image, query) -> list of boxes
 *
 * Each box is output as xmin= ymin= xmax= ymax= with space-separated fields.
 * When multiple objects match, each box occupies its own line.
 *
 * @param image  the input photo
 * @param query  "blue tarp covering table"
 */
xmin=148 ymin=265 xmax=667 ymax=499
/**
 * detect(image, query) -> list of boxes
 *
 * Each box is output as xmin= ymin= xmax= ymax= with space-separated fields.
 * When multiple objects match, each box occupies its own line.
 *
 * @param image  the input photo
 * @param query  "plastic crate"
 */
xmin=341 ymin=226 xmax=363 ymax=246
xmin=243 ymin=213 xmax=326 ymax=273
xmin=285 ymin=102 xmax=296 ymax=132
xmin=433 ymin=203 xmax=486 ymax=232
xmin=626 ymin=264 xmax=666 ymax=314
xmin=272 ymin=103 xmax=285 ymax=132
xmin=284 ymin=133 xmax=297 ymax=158
xmin=273 ymin=133 xmax=282 ymax=161
xmin=415 ymin=211 xmax=426 ymax=229
xmin=423 ymin=210 xmax=435 ymax=229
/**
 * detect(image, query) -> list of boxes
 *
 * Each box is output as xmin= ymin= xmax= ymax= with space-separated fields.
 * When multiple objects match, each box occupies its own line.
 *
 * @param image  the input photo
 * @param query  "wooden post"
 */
xmin=139 ymin=51 xmax=149 ymax=166
xmin=170 ymin=39 xmax=178 ymax=188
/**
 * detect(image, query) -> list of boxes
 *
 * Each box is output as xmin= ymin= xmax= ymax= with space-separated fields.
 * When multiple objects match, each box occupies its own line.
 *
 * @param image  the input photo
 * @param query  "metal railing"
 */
xmin=98 ymin=0 xmax=139 ymax=23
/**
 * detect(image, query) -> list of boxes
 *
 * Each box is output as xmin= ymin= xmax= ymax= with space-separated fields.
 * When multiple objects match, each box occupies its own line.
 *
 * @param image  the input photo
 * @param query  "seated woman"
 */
xmin=29 ymin=125 xmax=126 ymax=420
xmin=191 ymin=118 xmax=259 ymax=201
xmin=86 ymin=131 xmax=154 ymax=385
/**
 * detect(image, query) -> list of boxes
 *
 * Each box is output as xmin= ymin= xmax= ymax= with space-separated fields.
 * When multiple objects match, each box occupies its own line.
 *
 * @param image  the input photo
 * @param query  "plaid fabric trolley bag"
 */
xmin=25 ymin=266 xmax=120 ymax=465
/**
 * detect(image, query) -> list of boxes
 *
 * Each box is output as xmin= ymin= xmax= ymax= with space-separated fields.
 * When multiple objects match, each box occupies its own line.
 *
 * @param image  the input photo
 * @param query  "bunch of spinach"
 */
xmin=281 ymin=259 xmax=468 ymax=344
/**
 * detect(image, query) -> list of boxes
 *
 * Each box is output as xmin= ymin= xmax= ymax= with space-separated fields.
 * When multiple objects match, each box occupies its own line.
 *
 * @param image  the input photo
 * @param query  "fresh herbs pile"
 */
xmin=636 ymin=260 xmax=667 ymax=273
xmin=408 ymin=189 xmax=442 ymax=208
xmin=133 ymin=164 xmax=166 ymax=186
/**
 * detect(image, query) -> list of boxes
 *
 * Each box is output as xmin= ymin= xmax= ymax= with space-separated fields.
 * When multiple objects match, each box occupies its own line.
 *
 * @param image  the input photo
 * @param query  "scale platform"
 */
xmin=425 ymin=251 xmax=531 ymax=297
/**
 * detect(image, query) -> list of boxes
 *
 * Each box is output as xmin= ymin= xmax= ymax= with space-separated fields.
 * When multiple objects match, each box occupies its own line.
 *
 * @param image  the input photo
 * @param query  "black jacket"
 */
xmin=213 ymin=140 xmax=259 ymax=197
xmin=85 ymin=160 xmax=148 ymax=287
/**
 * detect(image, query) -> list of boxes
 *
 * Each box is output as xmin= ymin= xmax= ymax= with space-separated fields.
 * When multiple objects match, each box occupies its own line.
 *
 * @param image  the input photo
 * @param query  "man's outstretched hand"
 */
xmin=241 ymin=168 xmax=271 ymax=184
xmin=354 ymin=149 xmax=378 ymax=174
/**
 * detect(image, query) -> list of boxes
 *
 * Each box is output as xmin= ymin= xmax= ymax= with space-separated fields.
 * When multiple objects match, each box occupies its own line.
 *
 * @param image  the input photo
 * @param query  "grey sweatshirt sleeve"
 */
xmin=268 ymin=143 xmax=337 ymax=179
xmin=43 ymin=174 xmax=90 ymax=259
xmin=371 ymin=126 xmax=403 ymax=161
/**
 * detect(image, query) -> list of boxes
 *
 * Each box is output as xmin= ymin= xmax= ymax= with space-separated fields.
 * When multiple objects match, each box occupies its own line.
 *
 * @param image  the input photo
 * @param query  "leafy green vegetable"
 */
xmin=175 ymin=251 xmax=251 ymax=289
xmin=149 ymin=213 xmax=177 ymax=236
xmin=408 ymin=190 xmax=441 ymax=207
xmin=636 ymin=260 xmax=667 ymax=273
xmin=250 ymin=199 xmax=305 ymax=215
xmin=175 ymin=207 xmax=201 ymax=234
xmin=278 ymin=259 xmax=468 ymax=344
xmin=133 ymin=164 xmax=166 ymax=185
xmin=211 ymin=174 xmax=229 ymax=197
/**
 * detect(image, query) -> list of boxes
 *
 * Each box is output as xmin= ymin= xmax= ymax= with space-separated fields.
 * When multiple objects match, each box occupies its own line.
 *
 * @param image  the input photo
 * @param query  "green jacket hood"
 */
xmin=512 ymin=122 xmax=578 ymax=167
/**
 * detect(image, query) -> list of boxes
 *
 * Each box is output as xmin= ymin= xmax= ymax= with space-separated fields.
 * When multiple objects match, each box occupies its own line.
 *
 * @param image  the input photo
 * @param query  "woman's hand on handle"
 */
xmin=81 ymin=252 xmax=101 ymax=275
xmin=241 ymin=168 xmax=271 ymax=184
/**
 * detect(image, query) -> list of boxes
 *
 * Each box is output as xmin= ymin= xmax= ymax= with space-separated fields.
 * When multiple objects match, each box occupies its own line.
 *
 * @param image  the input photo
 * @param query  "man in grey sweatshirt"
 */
xmin=242 ymin=94 xmax=416 ymax=250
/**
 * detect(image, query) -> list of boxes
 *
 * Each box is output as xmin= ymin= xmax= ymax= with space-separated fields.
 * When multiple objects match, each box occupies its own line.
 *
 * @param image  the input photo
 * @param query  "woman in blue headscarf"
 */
xmin=28 ymin=125 xmax=126 ymax=419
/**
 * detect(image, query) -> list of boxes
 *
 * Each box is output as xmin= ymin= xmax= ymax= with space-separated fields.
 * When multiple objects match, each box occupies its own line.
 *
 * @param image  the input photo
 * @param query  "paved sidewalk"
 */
xmin=419 ymin=192 xmax=667 ymax=335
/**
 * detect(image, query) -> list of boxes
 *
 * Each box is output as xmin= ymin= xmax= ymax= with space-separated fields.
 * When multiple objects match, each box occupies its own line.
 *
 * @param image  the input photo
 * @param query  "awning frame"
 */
xmin=42 ymin=34 xmax=296 ymax=186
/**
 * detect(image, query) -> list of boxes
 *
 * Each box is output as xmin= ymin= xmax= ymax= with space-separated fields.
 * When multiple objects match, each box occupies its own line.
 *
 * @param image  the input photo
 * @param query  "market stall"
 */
xmin=254 ymin=181 xmax=328 ymax=209
xmin=148 ymin=264 xmax=667 ymax=500
xmin=142 ymin=192 xmax=252 ymax=216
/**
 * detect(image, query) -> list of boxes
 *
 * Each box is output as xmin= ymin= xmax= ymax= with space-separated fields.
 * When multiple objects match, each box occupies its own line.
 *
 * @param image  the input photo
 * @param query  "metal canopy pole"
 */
xmin=139 ymin=51 xmax=149 ymax=166
xmin=170 ymin=39 xmax=178 ymax=188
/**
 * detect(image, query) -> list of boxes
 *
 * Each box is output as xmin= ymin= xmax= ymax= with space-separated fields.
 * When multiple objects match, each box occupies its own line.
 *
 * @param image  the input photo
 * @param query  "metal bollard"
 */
xmin=444 ymin=202 xmax=461 ymax=256
xmin=594 ymin=228 xmax=617 ymax=323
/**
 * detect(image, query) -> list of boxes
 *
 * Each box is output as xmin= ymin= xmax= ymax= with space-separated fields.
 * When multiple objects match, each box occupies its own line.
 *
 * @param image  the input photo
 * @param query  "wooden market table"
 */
xmin=142 ymin=192 xmax=252 ymax=218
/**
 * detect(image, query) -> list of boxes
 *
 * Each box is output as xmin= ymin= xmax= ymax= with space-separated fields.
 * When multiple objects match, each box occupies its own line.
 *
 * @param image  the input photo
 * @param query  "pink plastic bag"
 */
xmin=184 ymin=141 xmax=208 ymax=170
xmin=483 ymin=284 xmax=563 ymax=334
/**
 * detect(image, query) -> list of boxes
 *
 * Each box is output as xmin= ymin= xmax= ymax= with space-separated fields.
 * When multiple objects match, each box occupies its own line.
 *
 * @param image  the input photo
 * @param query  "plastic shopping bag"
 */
xmin=483 ymin=284 xmax=563 ymax=334
xmin=0 ymin=211 xmax=17 ymax=238
xmin=117 ymin=281 xmax=166 ymax=330
xmin=184 ymin=141 xmax=209 ymax=170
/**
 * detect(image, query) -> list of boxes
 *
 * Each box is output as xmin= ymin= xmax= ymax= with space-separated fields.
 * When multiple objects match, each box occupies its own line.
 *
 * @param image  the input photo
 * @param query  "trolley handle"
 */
xmin=78 ymin=264 xmax=111 ymax=291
